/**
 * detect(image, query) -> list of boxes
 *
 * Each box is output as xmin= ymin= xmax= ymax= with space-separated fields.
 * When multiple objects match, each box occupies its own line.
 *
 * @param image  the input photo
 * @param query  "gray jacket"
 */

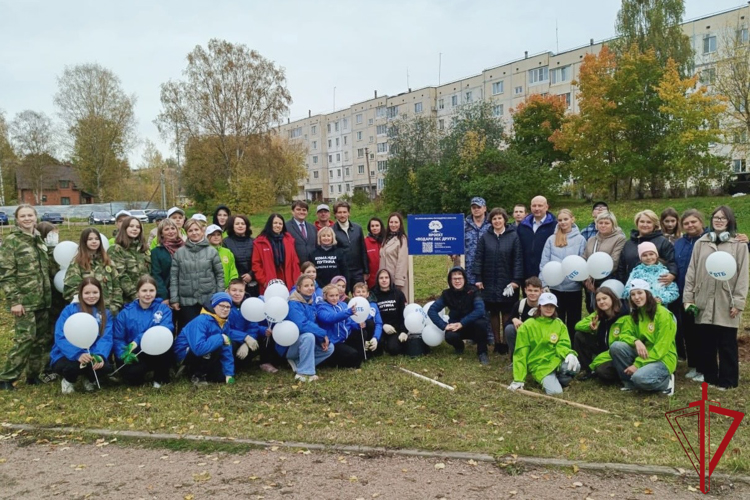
xmin=170 ymin=238 xmax=224 ymax=306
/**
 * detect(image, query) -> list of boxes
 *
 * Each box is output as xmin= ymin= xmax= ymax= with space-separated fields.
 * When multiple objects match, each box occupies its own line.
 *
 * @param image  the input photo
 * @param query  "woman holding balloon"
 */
xmin=50 ymin=277 xmax=113 ymax=394
xmin=113 ymin=276 xmax=174 ymax=388
xmin=582 ymin=212 xmax=626 ymax=312
xmin=683 ymin=206 xmax=749 ymax=390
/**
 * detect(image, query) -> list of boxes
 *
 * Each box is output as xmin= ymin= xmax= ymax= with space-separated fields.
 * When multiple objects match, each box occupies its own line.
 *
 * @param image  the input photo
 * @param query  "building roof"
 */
xmin=15 ymin=164 xmax=86 ymax=191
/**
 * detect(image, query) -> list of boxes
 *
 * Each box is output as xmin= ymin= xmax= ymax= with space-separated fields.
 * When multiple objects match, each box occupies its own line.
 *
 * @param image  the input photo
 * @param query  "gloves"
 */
xmin=120 ymin=341 xmax=139 ymax=364
xmin=222 ymin=334 xmax=230 ymax=345
xmin=245 ymin=336 xmax=259 ymax=351
xmin=92 ymin=354 xmax=103 ymax=364
xmin=226 ymin=376 xmax=235 ymax=384
xmin=236 ymin=343 xmax=249 ymax=360
xmin=398 ymin=332 xmax=408 ymax=343
xmin=564 ymin=353 xmax=581 ymax=373
xmin=507 ymin=381 xmax=524 ymax=391
xmin=503 ymin=284 xmax=515 ymax=297
xmin=686 ymin=304 xmax=699 ymax=316
xmin=366 ymin=338 xmax=378 ymax=351
xmin=383 ymin=324 xmax=396 ymax=335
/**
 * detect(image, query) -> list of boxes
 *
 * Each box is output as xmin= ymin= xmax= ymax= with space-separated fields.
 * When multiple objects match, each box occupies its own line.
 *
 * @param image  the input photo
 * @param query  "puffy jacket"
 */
xmin=173 ymin=310 xmax=234 ymax=376
xmin=428 ymin=266 xmax=485 ymax=330
xmin=212 ymin=245 xmax=239 ymax=289
xmin=50 ymin=303 xmax=113 ymax=366
xmin=364 ymin=236 xmax=381 ymax=289
xmin=170 ymin=239 xmax=224 ymax=306
xmin=109 ymin=242 xmax=151 ymax=302
xmin=223 ymin=235 xmax=254 ymax=277
xmin=316 ymin=301 xmax=357 ymax=345
xmin=0 ymin=229 xmax=51 ymax=310
xmin=617 ymin=230 xmax=677 ymax=283
xmin=113 ymin=300 xmax=173 ymax=358
xmin=333 ymin=220 xmax=368 ymax=274
xmin=463 ymin=215 xmax=490 ymax=285
xmin=512 ymin=316 xmax=576 ymax=383
xmin=251 ymin=233 xmax=300 ymax=293
xmin=517 ymin=212 xmax=557 ymax=279
xmin=674 ymin=230 xmax=707 ymax=293
xmin=310 ymin=245 xmax=349 ymax=287
xmin=472 ymin=225 xmax=523 ymax=303
xmin=227 ymin=302 xmax=261 ymax=343
xmin=539 ymin=224 xmax=586 ymax=291
xmin=380 ymin=235 xmax=409 ymax=299
xmin=64 ymin=256 xmax=123 ymax=316
xmin=150 ymin=246 xmax=173 ymax=301
xmin=623 ymin=263 xmax=679 ymax=305
xmin=630 ymin=305 xmax=677 ymax=373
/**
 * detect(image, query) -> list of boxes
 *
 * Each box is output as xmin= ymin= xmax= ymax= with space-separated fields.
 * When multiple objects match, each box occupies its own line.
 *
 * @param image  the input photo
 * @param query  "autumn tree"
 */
xmin=9 ymin=110 xmax=58 ymax=204
xmin=509 ymin=93 xmax=570 ymax=167
xmin=0 ymin=110 xmax=18 ymax=205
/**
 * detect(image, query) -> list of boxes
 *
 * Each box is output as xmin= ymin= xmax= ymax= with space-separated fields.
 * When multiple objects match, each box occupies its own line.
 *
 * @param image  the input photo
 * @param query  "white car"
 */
xmin=129 ymin=210 xmax=149 ymax=223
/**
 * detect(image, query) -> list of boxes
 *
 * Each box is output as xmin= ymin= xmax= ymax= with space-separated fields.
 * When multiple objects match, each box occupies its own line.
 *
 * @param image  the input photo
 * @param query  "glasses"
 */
xmin=214 ymin=304 xmax=231 ymax=310
xmin=712 ymin=216 xmax=727 ymax=221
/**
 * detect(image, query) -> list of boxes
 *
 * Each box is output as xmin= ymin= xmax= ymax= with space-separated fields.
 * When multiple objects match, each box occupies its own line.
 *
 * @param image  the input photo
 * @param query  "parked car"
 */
xmin=0 ymin=211 xmax=8 ymax=226
xmin=147 ymin=210 xmax=168 ymax=223
xmin=41 ymin=212 xmax=64 ymax=224
xmin=128 ymin=210 xmax=149 ymax=223
xmin=89 ymin=211 xmax=116 ymax=225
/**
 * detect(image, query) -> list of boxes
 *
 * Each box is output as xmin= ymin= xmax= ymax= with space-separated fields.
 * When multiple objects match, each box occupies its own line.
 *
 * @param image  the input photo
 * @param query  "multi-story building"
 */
xmin=279 ymin=5 xmax=749 ymax=201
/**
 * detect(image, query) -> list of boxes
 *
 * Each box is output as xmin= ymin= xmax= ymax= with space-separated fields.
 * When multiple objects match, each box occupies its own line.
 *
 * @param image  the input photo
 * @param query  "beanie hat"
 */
xmin=211 ymin=292 xmax=232 ymax=308
xmin=637 ymin=242 xmax=658 ymax=259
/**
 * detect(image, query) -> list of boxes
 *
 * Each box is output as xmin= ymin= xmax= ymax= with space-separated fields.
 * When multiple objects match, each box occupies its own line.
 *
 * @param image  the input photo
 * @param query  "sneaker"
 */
xmin=261 ymin=363 xmax=279 ymax=373
xmin=620 ymin=384 xmax=634 ymax=392
xmin=294 ymin=374 xmax=308 ymax=382
xmin=710 ymin=384 xmax=727 ymax=392
xmin=692 ymin=373 xmax=704 ymax=383
xmin=663 ymin=374 xmax=675 ymax=396
xmin=478 ymin=353 xmax=489 ymax=365
xmin=286 ymin=360 xmax=297 ymax=373
xmin=0 ymin=381 xmax=15 ymax=391
xmin=685 ymin=368 xmax=699 ymax=380
xmin=39 ymin=372 xmax=58 ymax=384
xmin=152 ymin=381 xmax=163 ymax=389
xmin=191 ymin=375 xmax=208 ymax=387
xmin=83 ymin=380 xmax=97 ymax=392
xmin=307 ymin=375 xmax=320 ymax=382
xmin=61 ymin=379 xmax=75 ymax=394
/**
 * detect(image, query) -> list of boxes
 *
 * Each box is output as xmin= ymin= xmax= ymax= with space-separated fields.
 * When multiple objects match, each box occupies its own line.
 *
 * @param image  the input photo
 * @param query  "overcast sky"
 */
xmin=0 ymin=0 xmax=743 ymax=166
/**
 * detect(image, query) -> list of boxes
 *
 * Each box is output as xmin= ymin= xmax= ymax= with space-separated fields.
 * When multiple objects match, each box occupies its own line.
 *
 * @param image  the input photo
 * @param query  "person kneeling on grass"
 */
xmin=113 ymin=275 xmax=174 ymax=388
xmin=610 ymin=279 xmax=676 ymax=396
xmin=173 ymin=292 xmax=235 ymax=386
xmin=504 ymin=276 xmax=543 ymax=362
xmin=225 ymin=279 xmax=262 ymax=372
xmin=351 ymin=282 xmax=383 ymax=358
xmin=282 ymin=275 xmax=335 ymax=382
xmin=507 ymin=293 xmax=580 ymax=395
xmin=317 ymin=284 xmax=362 ymax=368
xmin=50 ymin=277 xmax=113 ymax=394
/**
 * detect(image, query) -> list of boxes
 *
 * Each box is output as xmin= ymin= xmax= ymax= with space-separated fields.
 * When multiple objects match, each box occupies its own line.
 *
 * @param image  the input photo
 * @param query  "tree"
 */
xmin=9 ymin=110 xmax=57 ymax=204
xmin=0 ymin=110 xmax=18 ymax=205
xmin=509 ymin=94 xmax=570 ymax=166
xmin=54 ymin=63 xmax=136 ymax=200
xmin=712 ymin=26 xmax=750 ymax=160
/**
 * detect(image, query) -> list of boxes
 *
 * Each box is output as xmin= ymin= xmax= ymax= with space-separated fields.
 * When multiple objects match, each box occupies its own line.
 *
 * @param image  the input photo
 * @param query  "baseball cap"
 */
xmin=167 ymin=207 xmax=185 ymax=218
xmin=317 ymin=204 xmax=330 ymax=213
xmin=538 ymin=292 xmax=558 ymax=307
xmin=191 ymin=213 xmax=207 ymax=222
xmin=470 ymin=197 xmax=486 ymax=207
xmin=206 ymin=224 xmax=222 ymax=235
xmin=115 ymin=210 xmax=131 ymax=220
xmin=629 ymin=279 xmax=651 ymax=292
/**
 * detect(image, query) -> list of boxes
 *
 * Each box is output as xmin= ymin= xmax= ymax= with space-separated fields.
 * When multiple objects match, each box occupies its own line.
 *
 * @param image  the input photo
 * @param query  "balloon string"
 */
xmin=266 ymin=322 xmax=276 ymax=347
xmin=88 ymin=349 xmax=101 ymax=389
xmin=360 ymin=327 xmax=367 ymax=361
xmin=110 ymin=351 xmax=141 ymax=376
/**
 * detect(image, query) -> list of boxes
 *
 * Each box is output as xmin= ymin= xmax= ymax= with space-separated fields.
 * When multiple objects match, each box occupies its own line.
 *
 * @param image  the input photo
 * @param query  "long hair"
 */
xmin=710 ymin=205 xmax=738 ymax=235
xmin=376 ymin=268 xmax=392 ymax=291
xmin=385 ymin=212 xmax=407 ymax=244
xmin=367 ymin=217 xmax=385 ymax=244
xmin=74 ymin=228 xmax=111 ymax=271
xmin=300 ymin=261 xmax=316 ymax=274
xmin=629 ymin=290 xmax=657 ymax=323
xmin=532 ymin=305 xmax=559 ymax=320
xmin=260 ymin=213 xmax=287 ymax=239
xmin=78 ymin=276 xmax=107 ymax=336
xmin=554 ymin=209 xmax=574 ymax=248
xmin=36 ymin=221 xmax=57 ymax=240
xmin=226 ymin=215 xmax=252 ymax=238
xmin=114 ymin=216 xmax=146 ymax=251
xmin=660 ymin=207 xmax=681 ymax=239
xmin=136 ymin=274 xmax=158 ymax=295
xmin=595 ymin=286 xmax=622 ymax=319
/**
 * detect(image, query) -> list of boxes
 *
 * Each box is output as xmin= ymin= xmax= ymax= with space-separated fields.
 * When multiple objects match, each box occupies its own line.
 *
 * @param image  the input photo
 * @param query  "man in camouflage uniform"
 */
xmin=0 ymin=206 xmax=52 ymax=389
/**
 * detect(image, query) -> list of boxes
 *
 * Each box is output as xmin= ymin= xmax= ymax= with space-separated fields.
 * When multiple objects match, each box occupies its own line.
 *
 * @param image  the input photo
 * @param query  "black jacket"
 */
xmin=224 ymin=235 xmax=254 ymax=277
xmin=472 ymin=225 xmax=524 ymax=303
xmin=310 ymin=245 xmax=349 ymax=288
xmin=370 ymin=272 xmax=407 ymax=332
xmin=286 ymin=219 xmax=318 ymax=265
xmin=616 ymin=229 xmax=677 ymax=282
xmin=333 ymin=220 xmax=369 ymax=274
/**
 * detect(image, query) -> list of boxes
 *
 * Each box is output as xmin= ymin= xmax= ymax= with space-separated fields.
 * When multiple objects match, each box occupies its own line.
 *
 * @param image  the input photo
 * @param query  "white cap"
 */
xmin=629 ymin=279 xmax=651 ymax=292
xmin=191 ymin=213 xmax=207 ymax=222
xmin=115 ymin=210 xmax=131 ymax=219
xmin=317 ymin=204 xmax=330 ymax=212
xmin=167 ymin=207 xmax=185 ymax=218
xmin=206 ymin=224 xmax=222 ymax=235
xmin=538 ymin=293 xmax=558 ymax=307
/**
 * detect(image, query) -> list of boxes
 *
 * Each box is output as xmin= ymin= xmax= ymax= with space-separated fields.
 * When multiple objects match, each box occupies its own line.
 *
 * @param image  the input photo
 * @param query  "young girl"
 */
xmin=317 ymin=284 xmax=361 ymax=368
xmin=380 ymin=213 xmax=409 ymax=300
xmin=50 ymin=277 xmax=113 ymax=394
xmin=206 ymin=224 xmax=239 ymax=288
xmin=660 ymin=207 xmax=681 ymax=245
xmin=293 ymin=262 xmax=324 ymax=304
xmin=109 ymin=216 xmax=151 ymax=303
xmin=351 ymin=282 xmax=383 ymax=358
xmin=622 ymin=242 xmax=679 ymax=305
xmin=574 ymin=287 xmax=634 ymax=382
xmin=331 ymin=275 xmax=348 ymax=301
xmin=370 ymin=269 xmax=413 ymax=356
xmin=610 ymin=279 xmax=676 ymax=395
xmin=252 ymin=213 xmax=300 ymax=293
xmin=64 ymin=228 xmax=123 ymax=317
xmin=113 ymin=276 xmax=174 ymax=388
xmin=283 ymin=275 xmax=335 ymax=382
xmin=508 ymin=293 xmax=580 ymax=395
xmin=364 ymin=218 xmax=384 ymax=290
xmin=309 ymin=226 xmax=348 ymax=288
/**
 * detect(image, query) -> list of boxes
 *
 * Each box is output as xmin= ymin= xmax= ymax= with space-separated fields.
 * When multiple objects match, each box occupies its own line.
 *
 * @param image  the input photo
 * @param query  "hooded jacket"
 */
xmin=617 ymin=229 xmax=677 ymax=283
xmin=370 ymin=269 xmax=407 ymax=333
xmin=251 ymin=233 xmax=300 ymax=293
xmin=316 ymin=300 xmax=357 ymax=345
xmin=50 ymin=303 xmax=113 ymax=366
xmin=539 ymin=223 xmax=586 ymax=291
xmin=512 ymin=315 xmax=576 ymax=383
xmin=212 ymin=205 xmax=231 ymax=230
xmin=623 ymin=263 xmax=679 ymax=305
xmin=280 ymin=289 xmax=330 ymax=356
xmin=630 ymin=304 xmax=678 ymax=373
xmin=170 ymin=238 xmax=224 ymax=306
xmin=173 ymin=308 xmax=234 ymax=376
xmin=428 ymin=266 xmax=485 ymax=330
xmin=517 ymin=212 xmax=557 ymax=279
xmin=113 ymin=299 xmax=173 ymax=358
xmin=472 ymin=224 xmax=523 ymax=303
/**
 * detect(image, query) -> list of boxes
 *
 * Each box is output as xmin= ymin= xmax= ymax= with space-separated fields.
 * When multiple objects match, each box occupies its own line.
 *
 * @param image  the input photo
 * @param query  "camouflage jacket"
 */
xmin=109 ymin=242 xmax=151 ymax=302
xmin=63 ymin=256 xmax=123 ymax=316
xmin=0 ymin=229 xmax=51 ymax=310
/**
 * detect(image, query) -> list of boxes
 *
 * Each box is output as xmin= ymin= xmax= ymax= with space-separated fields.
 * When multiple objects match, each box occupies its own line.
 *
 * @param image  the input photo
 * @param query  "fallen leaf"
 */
xmin=184 ymin=496 xmax=194 ymax=500
xmin=633 ymin=422 xmax=641 ymax=427
xmin=573 ymin=481 xmax=583 ymax=487
xmin=350 ymin=476 xmax=358 ymax=482
xmin=467 ymin=459 xmax=477 ymax=466
xmin=434 ymin=463 xmax=445 ymax=470
xmin=650 ymin=475 xmax=658 ymax=482
xmin=644 ymin=488 xmax=653 ymax=495
xmin=688 ymin=486 xmax=698 ymax=492
xmin=572 ymin=464 xmax=579 ymax=474
xmin=193 ymin=471 xmax=211 ymax=482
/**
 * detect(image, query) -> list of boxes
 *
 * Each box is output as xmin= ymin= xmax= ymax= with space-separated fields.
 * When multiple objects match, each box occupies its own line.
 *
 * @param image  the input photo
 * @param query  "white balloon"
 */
xmin=561 ymin=255 xmax=589 ymax=282
xmin=265 ymin=282 xmax=290 ymax=300
xmin=348 ymin=296 xmax=370 ymax=323
xmin=587 ymin=252 xmax=614 ymax=280
xmin=100 ymin=233 xmax=110 ymax=251
xmin=54 ymin=270 xmax=65 ymax=293
xmin=600 ymin=279 xmax=625 ymax=298
xmin=706 ymin=251 xmax=737 ymax=281
xmin=264 ymin=296 xmax=289 ymax=324
xmin=140 ymin=326 xmax=174 ymax=355
xmin=241 ymin=297 xmax=266 ymax=322
xmin=272 ymin=320 xmax=300 ymax=347
xmin=63 ymin=312 xmax=99 ymax=349
xmin=422 ymin=301 xmax=436 ymax=326
xmin=542 ymin=261 xmax=565 ymax=287
xmin=405 ymin=311 xmax=426 ymax=334
xmin=403 ymin=303 xmax=423 ymax=319
xmin=421 ymin=324 xmax=445 ymax=347
xmin=54 ymin=241 xmax=78 ymax=268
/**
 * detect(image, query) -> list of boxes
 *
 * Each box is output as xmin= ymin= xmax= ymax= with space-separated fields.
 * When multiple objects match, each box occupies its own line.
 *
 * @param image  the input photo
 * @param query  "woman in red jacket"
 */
xmin=252 ymin=213 xmax=301 ymax=294
xmin=364 ymin=217 xmax=384 ymax=290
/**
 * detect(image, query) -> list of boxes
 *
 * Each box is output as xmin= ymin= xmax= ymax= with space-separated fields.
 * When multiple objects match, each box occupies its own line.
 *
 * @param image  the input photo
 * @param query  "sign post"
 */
xmin=407 ymin=214 xmax=464 ymax=303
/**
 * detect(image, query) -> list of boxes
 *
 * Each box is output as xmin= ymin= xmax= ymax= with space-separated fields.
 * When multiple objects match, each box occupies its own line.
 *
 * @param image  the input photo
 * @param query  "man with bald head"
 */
xmin=516 ymin=195 xmax=557 ymax=280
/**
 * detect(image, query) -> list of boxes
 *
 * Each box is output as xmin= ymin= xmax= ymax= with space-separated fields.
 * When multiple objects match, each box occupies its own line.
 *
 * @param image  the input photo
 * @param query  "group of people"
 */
xmin=0 ymin=195 xmax=746 ymax=397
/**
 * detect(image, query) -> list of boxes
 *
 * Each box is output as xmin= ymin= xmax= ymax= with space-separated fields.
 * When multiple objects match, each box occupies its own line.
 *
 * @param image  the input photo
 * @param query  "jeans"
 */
xmin=609 ymin=341 xmax=670 ymax=391
xmin=505 ymin=324 xmax=517 ymax=360
xmin=540 ymin=359 xmax=578 ymax=395
xmin=285 ymin=332 xmax=334 ymax=376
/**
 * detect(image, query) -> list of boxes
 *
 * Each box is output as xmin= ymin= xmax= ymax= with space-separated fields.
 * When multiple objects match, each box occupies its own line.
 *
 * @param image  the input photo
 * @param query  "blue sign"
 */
xmin=408 ymin=214 xmax=464 ymax=255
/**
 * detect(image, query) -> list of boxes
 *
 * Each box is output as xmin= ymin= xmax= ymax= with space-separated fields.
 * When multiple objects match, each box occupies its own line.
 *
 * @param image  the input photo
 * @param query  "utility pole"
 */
xmin=0 ymin=159 xmax=5 ymax=206
xmin=364 ymin=147 xmax=374 ymax=200
xmin=160 ymin=168 xmax=167 ymax=209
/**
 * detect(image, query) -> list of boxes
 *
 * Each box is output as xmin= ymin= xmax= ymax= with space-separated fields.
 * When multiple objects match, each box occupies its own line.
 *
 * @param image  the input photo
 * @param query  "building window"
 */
xmin=376 ymin=124 xmax=387 ymax=135
xmin=290 ymin=127 xmax=302 ymax=138
xmin=61 ymin=197 xmax=70 ymax=205
xmin=312 ymin=140 xmax=317 ymax=150
xmin=551 ymin=65 xmax=571 ymax=84
xmin=346 ymin=183 xmax=350 ymax=192
xmin=343 ymin=118 xmax=349 ymax=130
xmin=492 ymin=81 xmax=504 ymax=95
xmin=313 ymin=155 xmax=318 ymax=164
xmin=514 ymin=86 xmax=523 ymax=95
xmin=358 ymin=165 xmax=365 ymax=174
xmin=377 ymin=160 xmax=388 ymax=172
xmin=344 ymin=151 xmax=349 ymax=160
xmin=343 ymin=136 xmax=348 ymax=145
xmin=528 ymin=66 xmax=549 ymax=85
xmin=465 ymin=91 xmax=473 ymax=103
xmin=386 ymin=105 xmax=399 ymax=118
xmin=357 ymin=131 xmax=362 ymax=141
xmin=336 ymin=169 xmax=341 ymax=177
xmin=492 ymin=104 xmax=504 ymax=117
xmin=438 ymin=98 xmax=444 ymax=110
xmin=376 ymin=106 xmax=386 ymax=118
xmin=328 ymin=155 xmax=333 ymax=163
xmin=335 ymin=138 xmax=340 ymax=146
xmin=330 ymin=185 xmax=334 ymax=193
xmin=700 ymin=68 xmax=716 ymax=86
xmin=356 ymin=113 xmax=363 ymax=124
xmin=313 ymin=171 xmax=319 ymax=178
xmin=734 ymin=159 xmax=747 ymax=173
xmin=59 ymin=180 xmax=70 ymax=188
xmin=452 ymin=116 xmax=458 ymax=126
xmin=414 ymin=102 xmax=423 ymax=113
xmin=370 ymin=153 xmax=374 ymax=159
xmin=563 ymin=92 xmax=571 ymax=108
xmin=334 ymin=121 xmax=340 ymax=132
xmin=327 ymin=123 xmax=331 ymax=133
xmin=336 ymin=153 xmax=341 ymax=161
xmin=451 ymin=95 xmax=458 ymax=107
xmin=345 ymin=167 xmax=350 ymax=176
xmin=338 ymin=184 xmax=342 ymax=193
xmin=377 ymin=142 xmax=388 ymax=153
xmin=438 ymin=119 xmax=444 ymax=130
xmin=328 ymin=139 xmax=332 ymax=148
xmin=357 ymin=148 xmax=364 ymax=158
xmin=369 ymin=136 xmax=374 ymax=143
xmin=703 ymin=35 xmax=717 ymax=54
xmin=739 ymin=28 xmax=749 ymax=44
xmin=377 ymin=178 xmax=385 ymax=191
xmin=368 ymin=118 xmax=374 ymax=125
xmin=329 ymin=170 xmax=334 ymax=178
xmin=311 ymin=125 xmax=317 ymax=135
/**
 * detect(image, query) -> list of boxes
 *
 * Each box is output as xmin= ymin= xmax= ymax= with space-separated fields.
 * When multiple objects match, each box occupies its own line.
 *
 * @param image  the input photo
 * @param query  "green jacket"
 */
xmin=150 ymin=246 xmax=173 ymax=301
xmin=631 ymin=305 xmax=677 ymax=373
xmin=0 ymin=229 xmax=51 ymax=311
xmin=212 ymin=244 xmax=239 ymax=289
xmin=513 ymin=316 xmax=576 ymax=383
xmin=574 ymin=312 xmax=636 ymax=370
xmin=109 ymin=242 xmax=151 ymax=302
xmin=63 ymin=256 xmax=123 ymax=316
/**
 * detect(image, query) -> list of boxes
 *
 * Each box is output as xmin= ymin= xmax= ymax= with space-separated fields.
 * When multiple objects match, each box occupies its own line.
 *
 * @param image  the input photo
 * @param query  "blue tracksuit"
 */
xmin=316 ymin=301 xmax=358 ymax=345
xmin=173 ymin=312 xmax=234 ymax=376
xmin=227 ymin=303 xmax=261 ymax=344
xmin=623 ymin=263 xmax=680 ymax=305
xmin=279 ymin=298 xmax=329 ymax=356
xmin=50 ymin=303 xmax=113 ymax=365
xmin=367 ymin=301 xmax=384 ymax=341
xmin=113 ymin=300 xmax=173 ymax=359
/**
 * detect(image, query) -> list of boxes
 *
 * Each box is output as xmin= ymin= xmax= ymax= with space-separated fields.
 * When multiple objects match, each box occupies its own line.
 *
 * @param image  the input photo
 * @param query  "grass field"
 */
xmin=0 ymin=195 xmax=749 ymax=473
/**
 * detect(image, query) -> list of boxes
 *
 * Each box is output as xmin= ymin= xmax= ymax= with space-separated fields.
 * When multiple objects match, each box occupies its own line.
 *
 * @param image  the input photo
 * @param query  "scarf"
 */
xmin=200 ymin=308 xmax=228 ymax=328
xmin=270 ymin=233 xmax=286 ymax=268
xmin=162 ymin=236 xmax=184 ymax=256
xmin=289 ymin=289 xmax=313 ymax=305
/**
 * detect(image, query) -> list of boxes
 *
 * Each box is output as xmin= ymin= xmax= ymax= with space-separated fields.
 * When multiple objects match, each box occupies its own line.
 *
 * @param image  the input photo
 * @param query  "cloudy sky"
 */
xmin=0 ymin=0 xmax=743 ymax=166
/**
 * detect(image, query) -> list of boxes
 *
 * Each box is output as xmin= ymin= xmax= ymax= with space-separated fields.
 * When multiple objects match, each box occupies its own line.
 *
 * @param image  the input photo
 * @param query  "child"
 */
xmin=623 ymin=242 xmax=679 ymax=305
xmin=504 ymin=277 xmax=543 ymax=361
xmin=331 ymin=275 xmax=348 ymax=301
xmin=317 ymin=284 xmax=361 ymax=368
xmin=292 ymin=262 xmax=324 ymax=304
xmin=173 ymin=292 xmax=235 ymax=385
xmin=610 ymin=279 xmax=676 ymax=395
xmin=50 ymin=277 xmax=113 ymax=394
xmin=352 ymin=282 xmax=383 ymax=358
xmin=507 ymin=293 xmax=580 ymax=395
xmin=113 ymin=275 xmax=174 ymax=388
xmin=207 ymin=224 xmax=239 ymax=289
xmin=225 ymin=279 xmax=263 ymax=371
xmin=109 ymin=216 xmax=151 ymax=303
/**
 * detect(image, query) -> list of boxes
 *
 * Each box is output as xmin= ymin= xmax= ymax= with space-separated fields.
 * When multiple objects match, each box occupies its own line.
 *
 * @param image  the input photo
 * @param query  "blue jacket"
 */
xmin=623 ymin=263 xmax=680 ymax=305
xmin=113 ymin=300 xmax=173 ymax=358
xmin=173 ymin=311 xmax=234 ymax=377
xmin=517 ymin=212 xmax=557 ymax=279
xmin=279 ymin=296 xmax=329 ymax=356
xmin=316 ymin=301 xmax=357 ymax=345
xmin=674 ymin=229 xmax=707 ymax=293
xmin=227 ymin=302 xmax=261 ymax=344
xmin=291 ymin=284 xmax=324 ymax=304
xmin=464 ymin=215 xmax=490 ymax=285
xmin=367 ymin=301 xmax=384 ymax=341
xmin=50 ymin=303 xmax=113 ymax=366
xmin=539 ymin=223 xmax=587 ymax=292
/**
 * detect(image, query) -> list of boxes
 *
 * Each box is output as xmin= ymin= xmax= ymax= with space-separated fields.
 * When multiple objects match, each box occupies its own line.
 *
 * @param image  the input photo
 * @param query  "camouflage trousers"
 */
xmin=0 ymin=308 xmax=50 ymax=382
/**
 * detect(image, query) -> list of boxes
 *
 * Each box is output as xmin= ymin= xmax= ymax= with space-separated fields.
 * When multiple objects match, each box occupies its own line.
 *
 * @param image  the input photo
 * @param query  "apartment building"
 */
xmin=279 ymin=5 xmax=750 ymax=201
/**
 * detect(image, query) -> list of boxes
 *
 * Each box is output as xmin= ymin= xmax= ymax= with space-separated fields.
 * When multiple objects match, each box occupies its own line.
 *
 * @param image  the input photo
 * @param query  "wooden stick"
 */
xmin=516 ymin=388 xmax=610 ymax=414
xmin=396 ymin=366 xmax=455 ymax=391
